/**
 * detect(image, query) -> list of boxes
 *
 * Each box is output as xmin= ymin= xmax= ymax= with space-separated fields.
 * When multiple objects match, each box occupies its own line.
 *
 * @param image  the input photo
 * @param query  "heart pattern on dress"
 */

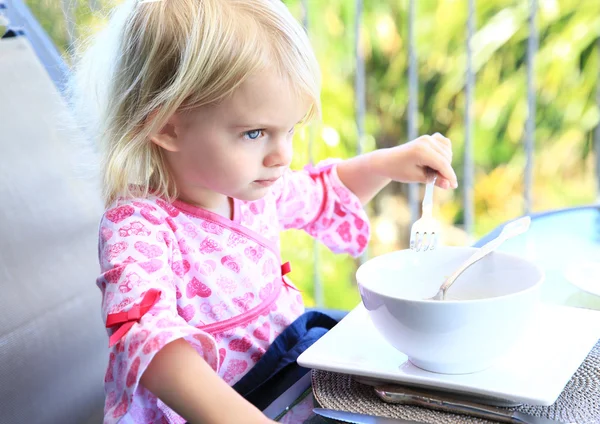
xmin=232 ymin=292 xmax=255 ymax=312
xmin=178 ymin=238 xmax=191 ymax=254
xmin=336 ymin=221 xmax=352 ymax=242
xmin=134 ymin=241 xmax=163 ymax=259
xmin=199 ymin=237 xmax=223 ymax=254
xmin=216 ymin=276 xmax=236 ymax=294
xmin=156 ymin=198 xmax=180 ymax=217
xmin=165 ymin=217 xmax=178 ymax=232
xmin=106 ymin=242 xmax=128 ymax=261
xmin=186 ymin=277 xmax=212 ymax=299
xmin=227 ymin=232 xmax=247 ymax=247
xmin=112 ymin=393 xmax=129 ymax=418
xmin=106 ymin=205 xmax=135 ymax=223
xmin=221 ymin=255 xmax=241 ymax=273
xmin=105 ymin=352 xmax=116 ymax=383
xmin=98 ymin=163 xmax=371 ymax=423
xmin=101 ymin=227 xmax=114 ymax=242
xmin=229 ymin=336 xmax=253 ymax=352
xmin=201 ymin=221 xmax=225 ymax=235
xmin=119 ymin=221 xmax=151 ymax=237
xmin=106 ymin=391 xmax=117 ymax=409
xmin=171 ymin=259 xmax=191 ymax=277
xmin=140 ymin=205 xmax=163 ymax=226
xmin=138 ymin=259 xmax=163 ymax=274
xmin=252 ymin=322 xmax=271 ymax=341
xmin=243 ymin=245 xmax=265 ymax=263
xmin=126 ymin=356 xmax=140 ymax=388
xmin=128 ymin=330 xmax=150 ymax=359
xmin=142 ymin=332 xmax=173 ymax=355
xmin=177 ymin=304 xmax=195 ymax=322
xmin=223 ymin=359 xmax=248 ymax=384
xmin=104 ymin=266 xmax=125 ymax=284
xmin=197 ymin=259 xmax=217 ymax=276
xmin=251 ymin=347 xmax=266 ymax=363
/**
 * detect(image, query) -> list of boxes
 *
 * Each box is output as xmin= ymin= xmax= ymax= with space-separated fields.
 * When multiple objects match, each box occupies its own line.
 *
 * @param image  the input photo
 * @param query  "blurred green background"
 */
xmin=19 ymin=0 xmax=600 ymax=310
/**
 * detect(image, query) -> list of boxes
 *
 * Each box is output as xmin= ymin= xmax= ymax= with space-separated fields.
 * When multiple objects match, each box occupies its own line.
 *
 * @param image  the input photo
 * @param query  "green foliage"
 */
xmin=22 ymin=0 xmax=600 ymax=309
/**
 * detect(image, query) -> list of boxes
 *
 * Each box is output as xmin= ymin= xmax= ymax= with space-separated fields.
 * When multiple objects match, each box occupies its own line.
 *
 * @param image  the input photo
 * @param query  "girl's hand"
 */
xmin=336 ymin=132 xmax=457 ymax=205
xmin=375 ymin=133 xmax=458 ymax=189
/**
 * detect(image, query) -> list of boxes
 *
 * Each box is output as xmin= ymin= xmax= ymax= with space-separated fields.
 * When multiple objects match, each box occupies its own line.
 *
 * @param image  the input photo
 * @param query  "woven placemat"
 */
xmin=311 ymin=340 xmax=600 ymax=424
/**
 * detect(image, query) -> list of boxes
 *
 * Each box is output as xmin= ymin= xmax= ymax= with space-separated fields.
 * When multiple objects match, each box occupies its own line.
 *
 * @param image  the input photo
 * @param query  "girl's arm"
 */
xmin=336 ymin=133 xmax=458 ymax=205
xmin=141 ymin=338 xmax=274 ymax=424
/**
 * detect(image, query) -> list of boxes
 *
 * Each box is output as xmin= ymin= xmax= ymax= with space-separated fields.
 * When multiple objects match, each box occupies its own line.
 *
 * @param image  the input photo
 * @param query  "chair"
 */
xmin=0 ymin=35 xmax=106 ymax=424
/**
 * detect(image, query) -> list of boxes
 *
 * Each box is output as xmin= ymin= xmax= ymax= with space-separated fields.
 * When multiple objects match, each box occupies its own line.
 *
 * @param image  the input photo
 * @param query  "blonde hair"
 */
xmin=70 ymin=0 xmax=321 ymax=207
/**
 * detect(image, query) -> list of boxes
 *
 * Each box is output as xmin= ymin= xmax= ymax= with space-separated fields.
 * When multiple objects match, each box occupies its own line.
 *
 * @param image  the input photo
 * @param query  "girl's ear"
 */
xmin=149 ymin=112 xmax=183 ymax=153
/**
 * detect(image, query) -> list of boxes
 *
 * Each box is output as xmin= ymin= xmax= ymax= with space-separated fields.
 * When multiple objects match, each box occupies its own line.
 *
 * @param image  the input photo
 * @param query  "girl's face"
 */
xmin=152 ymin=71 xmax=310 ymax=212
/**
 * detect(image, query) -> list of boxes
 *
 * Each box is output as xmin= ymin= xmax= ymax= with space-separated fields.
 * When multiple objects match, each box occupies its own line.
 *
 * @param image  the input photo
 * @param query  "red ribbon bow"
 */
xmin=281 ymin=261 xmax=291 ymax=276
xmin=281 ymin=261 xmax=300 ymax=292
xmin=105 ymin=288 xmax=161 ymax=348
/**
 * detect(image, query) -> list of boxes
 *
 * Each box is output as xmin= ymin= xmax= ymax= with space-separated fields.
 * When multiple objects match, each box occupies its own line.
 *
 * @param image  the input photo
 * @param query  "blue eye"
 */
xmin=243 ymin=130 xmax=264 ymax=140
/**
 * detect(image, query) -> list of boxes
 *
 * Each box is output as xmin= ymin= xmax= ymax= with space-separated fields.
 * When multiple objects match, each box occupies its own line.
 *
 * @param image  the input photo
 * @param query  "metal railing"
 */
xmin=2 ymin=0 xmax=599 ymax=308
xmin=297 ymin=0 xmax=599 ymax=306
xmin=597 ymin=35 xmax=600 ymax=204
xmin=2 ymin=0 xmax=69 ymax=91
xmin=463 ymin=0 xmax=475 ymax=236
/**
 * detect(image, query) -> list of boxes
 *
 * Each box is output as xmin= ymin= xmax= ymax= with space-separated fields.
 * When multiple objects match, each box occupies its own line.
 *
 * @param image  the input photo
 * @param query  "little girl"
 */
xmin=72 ymin=0 xmax=457 ymax=423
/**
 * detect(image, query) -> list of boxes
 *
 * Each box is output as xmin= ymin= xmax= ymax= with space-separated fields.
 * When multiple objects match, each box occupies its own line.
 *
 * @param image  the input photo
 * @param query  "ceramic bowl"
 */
xmin=356 ymin=246 xmax=544 ymax=374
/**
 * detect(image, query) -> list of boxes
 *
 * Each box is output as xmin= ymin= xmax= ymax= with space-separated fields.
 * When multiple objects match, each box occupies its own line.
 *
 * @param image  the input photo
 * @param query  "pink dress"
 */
xmin=97 ymin=162 xmax=370 ymax=424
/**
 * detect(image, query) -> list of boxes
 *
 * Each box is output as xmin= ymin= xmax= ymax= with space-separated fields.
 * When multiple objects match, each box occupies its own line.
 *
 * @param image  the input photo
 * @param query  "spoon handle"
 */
xmin=439 ymin=216 xmax=531 ymax=296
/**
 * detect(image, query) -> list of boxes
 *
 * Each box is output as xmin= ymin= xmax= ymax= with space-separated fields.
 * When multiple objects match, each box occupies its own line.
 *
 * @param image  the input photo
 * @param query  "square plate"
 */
xmin=298 ymin=303 xmax=600 ymax=406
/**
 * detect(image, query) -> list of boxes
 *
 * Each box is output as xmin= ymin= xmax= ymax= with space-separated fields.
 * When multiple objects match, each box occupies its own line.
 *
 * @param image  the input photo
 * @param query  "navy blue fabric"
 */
xmin=231 ymin=310 xmax=342 ymax=410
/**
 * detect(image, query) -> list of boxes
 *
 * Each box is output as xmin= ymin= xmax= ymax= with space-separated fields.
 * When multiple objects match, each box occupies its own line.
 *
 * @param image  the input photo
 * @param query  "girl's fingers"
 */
xmin=396 ymin=133 xmax=457 ymax=188
xmin=436 ymin=178 xmax=452 ymax=189
xmin=426 ymin=134 xmax=452 ymax=163
xmin=432 ymin=132 xmax=452 ymax=148
xmin=415 ymin=133 xmax=456 ymax=188
xmin=424 ymin=150 xmax=458 ymax=189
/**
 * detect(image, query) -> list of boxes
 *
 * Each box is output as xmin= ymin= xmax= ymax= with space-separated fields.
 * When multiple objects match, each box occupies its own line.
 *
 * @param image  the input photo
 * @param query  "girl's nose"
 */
xmin=263 ymin=135 xmax=293 ymax=168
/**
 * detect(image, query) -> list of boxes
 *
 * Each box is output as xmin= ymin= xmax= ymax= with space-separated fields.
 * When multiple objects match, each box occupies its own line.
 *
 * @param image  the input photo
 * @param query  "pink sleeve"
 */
xmin=97 ymin=200 xmax=218 ymax=422
xmin=275 ymin=160 xmax=370 ymax=257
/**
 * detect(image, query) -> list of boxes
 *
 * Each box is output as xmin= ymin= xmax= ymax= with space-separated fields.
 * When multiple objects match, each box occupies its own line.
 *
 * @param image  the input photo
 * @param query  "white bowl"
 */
xmin=356 ymin=247 xmax=544 ymax=374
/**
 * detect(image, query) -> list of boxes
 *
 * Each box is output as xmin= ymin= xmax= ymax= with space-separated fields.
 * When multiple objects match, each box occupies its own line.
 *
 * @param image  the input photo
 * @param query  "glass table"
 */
xmin=270 ymin=205 xmax=600 ymax=423
xmin=473 ymin=206 xmax=600 ymax=311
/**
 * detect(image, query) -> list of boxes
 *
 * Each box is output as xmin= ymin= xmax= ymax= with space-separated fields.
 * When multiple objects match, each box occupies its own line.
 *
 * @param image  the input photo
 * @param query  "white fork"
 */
xmin=409 ymin=172 xmax=440 ymax=252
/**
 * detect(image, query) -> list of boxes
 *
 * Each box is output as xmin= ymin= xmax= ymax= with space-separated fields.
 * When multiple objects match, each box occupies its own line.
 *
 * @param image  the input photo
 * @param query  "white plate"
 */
xmin=564 ymin=261 xmax=600 ymax=297
xmin=298 ymin=302 xmax=600 ymax=406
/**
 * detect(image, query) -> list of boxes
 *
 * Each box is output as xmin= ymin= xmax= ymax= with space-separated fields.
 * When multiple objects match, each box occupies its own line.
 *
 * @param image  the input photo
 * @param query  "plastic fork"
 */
xmin=409 ymin=171 xmax=439 ymax=252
